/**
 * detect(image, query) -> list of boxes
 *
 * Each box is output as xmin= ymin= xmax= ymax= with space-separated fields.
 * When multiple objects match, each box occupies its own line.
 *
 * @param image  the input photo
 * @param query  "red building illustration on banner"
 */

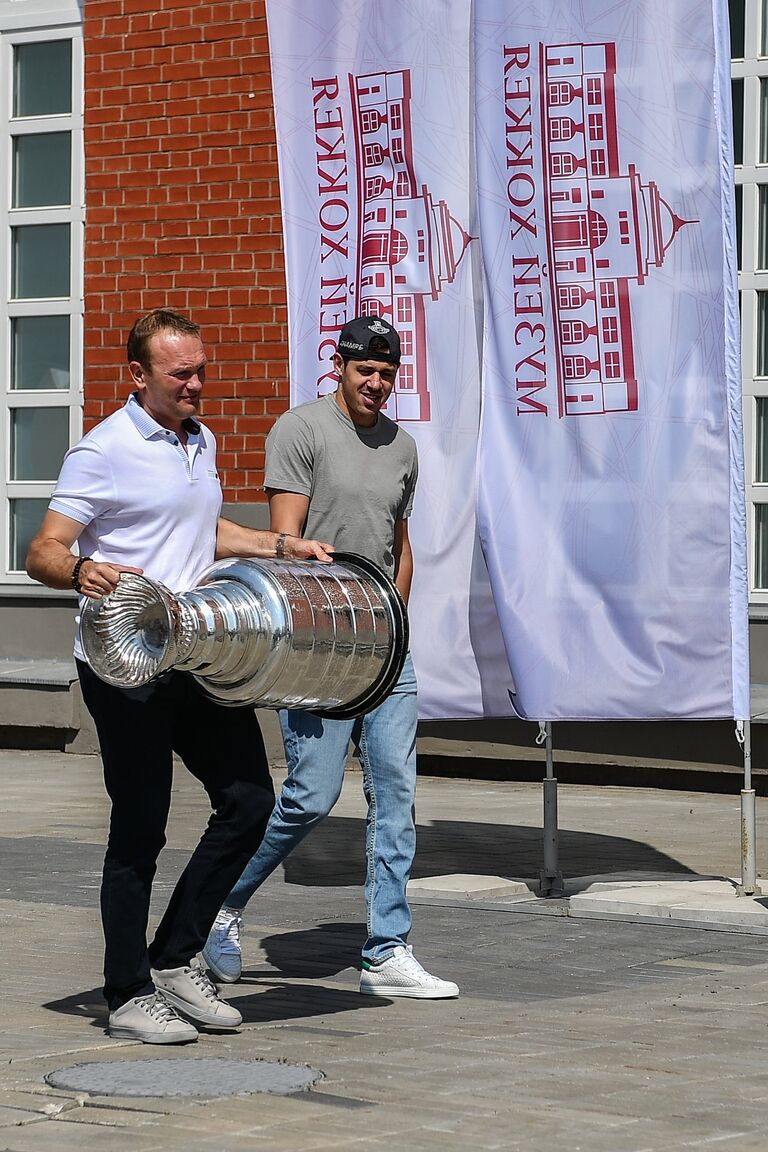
xmin=541 ymin=43 xmax=692 ymax=416
xmin=349 ymin=71 xmax=473 ymax=422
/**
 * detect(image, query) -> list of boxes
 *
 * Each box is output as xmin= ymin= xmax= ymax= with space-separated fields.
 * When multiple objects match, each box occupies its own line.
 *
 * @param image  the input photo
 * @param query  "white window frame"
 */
xmin=735 ymin=0 xmax=768 ymax=599
xmin=0 ymin=2 xmax=83 ymax=586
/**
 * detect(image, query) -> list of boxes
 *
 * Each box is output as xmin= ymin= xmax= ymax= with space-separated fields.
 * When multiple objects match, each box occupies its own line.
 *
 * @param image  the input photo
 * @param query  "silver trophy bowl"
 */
xmin=80 ymin=552 xmax=409 ymax=719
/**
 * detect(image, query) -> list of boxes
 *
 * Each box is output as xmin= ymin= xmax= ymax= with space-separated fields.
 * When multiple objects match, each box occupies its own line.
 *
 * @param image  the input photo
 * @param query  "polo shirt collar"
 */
xmin=125 ymin=392 xmax=203 ymax=442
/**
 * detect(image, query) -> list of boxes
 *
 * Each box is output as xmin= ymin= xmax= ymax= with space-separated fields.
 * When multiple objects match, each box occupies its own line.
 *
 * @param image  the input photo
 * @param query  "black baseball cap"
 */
xmin=337 ymin=316 xmax=401 ymax=364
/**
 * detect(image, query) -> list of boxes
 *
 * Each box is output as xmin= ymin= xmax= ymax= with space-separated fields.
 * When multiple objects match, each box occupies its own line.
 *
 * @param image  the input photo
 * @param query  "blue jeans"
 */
xmin=226 ymin=654 xmax=417 ymax=962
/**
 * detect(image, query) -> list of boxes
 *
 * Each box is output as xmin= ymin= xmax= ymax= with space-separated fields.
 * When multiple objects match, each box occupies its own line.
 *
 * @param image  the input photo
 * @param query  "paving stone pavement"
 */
xmin=2 ymin=747 xmax=768 ymax=1151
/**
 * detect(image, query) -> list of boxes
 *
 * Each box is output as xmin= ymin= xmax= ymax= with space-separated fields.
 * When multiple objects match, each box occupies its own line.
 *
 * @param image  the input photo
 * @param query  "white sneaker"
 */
xmin=151 ymin=964 xmax=242 ymax=1028
xmin=108 ymin=992 xmax=199 ymax=1044
xmin=202 ymin=907 xmax=243 ymax=983
xmin=359 ymin=946 xmax=460 ymax=999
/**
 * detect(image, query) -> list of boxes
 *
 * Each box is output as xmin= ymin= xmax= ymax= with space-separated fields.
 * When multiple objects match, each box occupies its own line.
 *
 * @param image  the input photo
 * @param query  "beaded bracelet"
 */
xmin=71 ymin=555 xmax=91 ymax=593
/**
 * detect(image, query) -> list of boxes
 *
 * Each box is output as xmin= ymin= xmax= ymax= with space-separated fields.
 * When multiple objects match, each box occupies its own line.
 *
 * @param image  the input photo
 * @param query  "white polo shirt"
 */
xmin=50 ymin=393 xmax=222 ymax=660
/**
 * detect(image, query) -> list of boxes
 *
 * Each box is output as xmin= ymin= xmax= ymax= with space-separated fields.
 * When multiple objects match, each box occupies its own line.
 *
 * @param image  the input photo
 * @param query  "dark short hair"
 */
xmin=126 ymin=310 xmax=201 ymax=370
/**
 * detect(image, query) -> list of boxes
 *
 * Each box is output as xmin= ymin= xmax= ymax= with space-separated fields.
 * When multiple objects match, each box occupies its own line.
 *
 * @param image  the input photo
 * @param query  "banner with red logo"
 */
xmin=264 ymin=0 xmax=515 ymax=719
xmin=474 ymin=0 xmax=748 ymax=719
xmin=266 ymin=0 xmax=748 ymax=721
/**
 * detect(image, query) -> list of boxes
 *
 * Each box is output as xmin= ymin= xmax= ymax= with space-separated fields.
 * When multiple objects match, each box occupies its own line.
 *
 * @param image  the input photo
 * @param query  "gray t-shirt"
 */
xmin=264 ymin=393 xmax=418 ymax=576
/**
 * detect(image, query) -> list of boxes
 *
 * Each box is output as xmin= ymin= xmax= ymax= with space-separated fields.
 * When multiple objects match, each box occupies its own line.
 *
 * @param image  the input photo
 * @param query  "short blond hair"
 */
xmin=126 ymin=310 xmax=201 ymax=370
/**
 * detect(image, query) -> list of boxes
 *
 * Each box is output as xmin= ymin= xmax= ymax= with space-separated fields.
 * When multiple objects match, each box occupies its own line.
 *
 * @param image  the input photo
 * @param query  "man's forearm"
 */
xmin=216 ymin=516 xmax=334 ymax=563
xmin=393 ymin=520 xmax=413 ymax=604
xmin=26 ymin=538 xmax=81 ymax=590
xmin=215 ymin=517 xmax=280 ymax=560
xmin=394 ymin=554 xmax=413 ymax=603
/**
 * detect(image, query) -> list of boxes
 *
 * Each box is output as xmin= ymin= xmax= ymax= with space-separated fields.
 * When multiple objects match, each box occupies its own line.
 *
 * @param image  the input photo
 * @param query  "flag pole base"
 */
xmin=540 ymin=774 xmax=565 ymax=898
xmin=737 ymin=788 xmax=761 ymax=896
xmin=539 ymin=869 xmax=566 ymax=898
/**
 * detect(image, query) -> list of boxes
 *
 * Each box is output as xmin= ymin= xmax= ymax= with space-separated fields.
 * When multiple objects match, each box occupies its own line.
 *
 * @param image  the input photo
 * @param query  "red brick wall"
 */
xmin=83 ymin=0 xmax=287 ymax=501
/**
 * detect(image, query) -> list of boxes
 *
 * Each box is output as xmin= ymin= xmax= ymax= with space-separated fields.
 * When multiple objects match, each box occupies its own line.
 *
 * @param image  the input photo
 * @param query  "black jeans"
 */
xmin=77 ymin=660 xmax=275 ymax=1010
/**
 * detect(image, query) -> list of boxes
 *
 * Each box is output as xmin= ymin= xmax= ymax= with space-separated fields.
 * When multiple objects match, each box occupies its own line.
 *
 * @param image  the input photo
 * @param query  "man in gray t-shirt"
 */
xmin=204 ymin=316 xmax=459 ymax=999
xmin=263 ymin=389 xmax=417 ymax=579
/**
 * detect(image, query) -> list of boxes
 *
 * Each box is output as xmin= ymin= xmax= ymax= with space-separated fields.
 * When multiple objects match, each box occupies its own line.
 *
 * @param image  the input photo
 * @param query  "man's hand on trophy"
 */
xmin=282 ymin=536 xmax=334 ymax=563
xmin=77 ymin=560 xmax=144 ymax=600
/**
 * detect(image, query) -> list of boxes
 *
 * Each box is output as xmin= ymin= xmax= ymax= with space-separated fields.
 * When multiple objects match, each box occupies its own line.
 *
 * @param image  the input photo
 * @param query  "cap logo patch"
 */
xmin=337 ymin=315 xmax=401 ymax=364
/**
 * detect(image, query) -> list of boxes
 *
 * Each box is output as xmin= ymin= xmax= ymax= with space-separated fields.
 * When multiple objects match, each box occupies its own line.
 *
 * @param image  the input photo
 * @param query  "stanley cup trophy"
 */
xmin=80 ymin=553 xmax=409 ymax=720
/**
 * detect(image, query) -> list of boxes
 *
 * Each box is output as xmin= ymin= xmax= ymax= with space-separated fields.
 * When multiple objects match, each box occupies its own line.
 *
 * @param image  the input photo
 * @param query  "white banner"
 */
xmin=267 ymin=0 xmax=748 ymax=722
xmin=474 ymin=0 xmax=748 ymax=720
xmin=265 ymin=0 xmax=515 ymax=719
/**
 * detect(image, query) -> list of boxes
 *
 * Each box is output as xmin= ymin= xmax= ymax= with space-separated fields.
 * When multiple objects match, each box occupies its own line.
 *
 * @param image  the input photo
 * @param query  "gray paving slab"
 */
xmin=3 ymin=748 xmax=768 ymax=1150
xmin=0 ymin=658 xmax=75 ymax=686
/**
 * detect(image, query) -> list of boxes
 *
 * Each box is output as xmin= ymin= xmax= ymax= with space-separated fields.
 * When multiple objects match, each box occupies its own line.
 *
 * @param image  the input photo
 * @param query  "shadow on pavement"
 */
xmin=3 ymin=818 xmax=694 ymax=909
xmin=252 ymin=921 xmax=363 ymax=979
xmin=42 ymin=987 xmax=107 ymax=1029
xmin=230 ymin=982 xmax=390 ymax=1024
xmin=281 ymin=815 xmax=695 ymax=888
xmin=42 ymin=973 xmax=387 ymax=1027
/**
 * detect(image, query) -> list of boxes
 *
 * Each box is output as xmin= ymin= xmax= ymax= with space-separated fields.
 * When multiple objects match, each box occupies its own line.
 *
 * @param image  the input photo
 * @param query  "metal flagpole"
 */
xmin=736 ymin=719 xmax=759 ymax=896
xmin=536 ymin=721 xmax=565 ymax=898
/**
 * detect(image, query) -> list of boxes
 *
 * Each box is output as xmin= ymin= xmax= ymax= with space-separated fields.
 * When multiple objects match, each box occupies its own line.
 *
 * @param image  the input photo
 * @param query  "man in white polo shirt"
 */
xmin=26 ymin=309 xmax=332 ymax=1045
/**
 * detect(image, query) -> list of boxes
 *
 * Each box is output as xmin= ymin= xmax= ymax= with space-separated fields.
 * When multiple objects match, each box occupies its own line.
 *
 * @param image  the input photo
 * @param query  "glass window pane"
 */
xmin=13 ymin=41 xmax=71 ymax=117
xmin=10 ymin=407 xmax=69 ymax=481
xmin=734 ymin=78 xmax=745 ymax=165
xmin=735 ymin=183 xmax=743 ymax=271
xmin=763 ymin=0 xmax=768 ymax=55
xmin=12 ymin=317 xmax=70 ymax=390
xmin=731 ymin=0 xmax=745 ymax=58
xmin=13 ymin=133 xmax=71 ymax=208
xmin=12 ymin=224 xmax=70 ymax=299
xmin=9 ymin=498 xmax=49 ymax=572
xmin=758 ymin=293 xmax=768 ymax=375
xmin=758 ymin=187 xmax=768 ymax=270
xmin=759 ymin=506 xmax=768 ymax=589
xmin=757 ymin=398 xmax=768 ymax=482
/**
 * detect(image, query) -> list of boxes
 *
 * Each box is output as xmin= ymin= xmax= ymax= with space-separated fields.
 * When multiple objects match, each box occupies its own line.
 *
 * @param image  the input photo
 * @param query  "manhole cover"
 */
xmin=45 ymin=1057 xmax=324 ymax=1098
